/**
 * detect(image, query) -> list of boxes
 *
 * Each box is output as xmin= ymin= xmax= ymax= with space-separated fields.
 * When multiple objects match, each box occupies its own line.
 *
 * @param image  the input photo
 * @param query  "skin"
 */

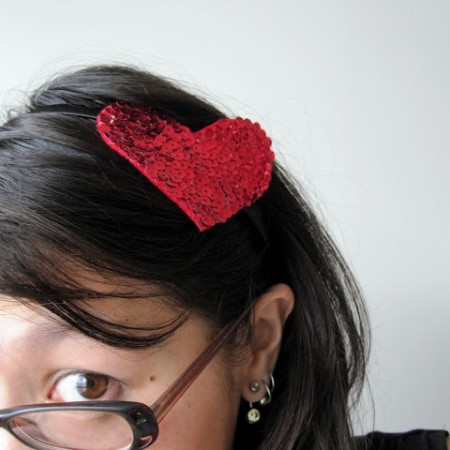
xmin=0 ymin=282 xmax=294 ymax=450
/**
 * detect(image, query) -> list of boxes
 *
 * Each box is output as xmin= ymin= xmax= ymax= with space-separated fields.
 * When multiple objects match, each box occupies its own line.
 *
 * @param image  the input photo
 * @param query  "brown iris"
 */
xmin=75 ymin=373 xmax=109 ymax=399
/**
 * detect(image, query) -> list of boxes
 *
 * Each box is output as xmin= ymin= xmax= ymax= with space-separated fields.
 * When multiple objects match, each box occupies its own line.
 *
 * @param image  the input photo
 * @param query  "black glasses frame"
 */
xmin=0 ymin=401 xmax=157 ymax=449
xmin=0 ymin=306 xmax=250 ymax=449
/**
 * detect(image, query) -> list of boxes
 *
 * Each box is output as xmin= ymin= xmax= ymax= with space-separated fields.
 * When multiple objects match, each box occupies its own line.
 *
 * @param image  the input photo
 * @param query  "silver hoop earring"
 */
xmin=259 ymin=372 xmax=275 ymax=406
xmin=246 ymin=372 xmax=275 ymax=424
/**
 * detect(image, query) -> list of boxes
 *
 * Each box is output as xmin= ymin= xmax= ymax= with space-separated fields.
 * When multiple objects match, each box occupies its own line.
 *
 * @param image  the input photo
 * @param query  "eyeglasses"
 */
xmin=0 ymin=309 xmax=248 ymax=450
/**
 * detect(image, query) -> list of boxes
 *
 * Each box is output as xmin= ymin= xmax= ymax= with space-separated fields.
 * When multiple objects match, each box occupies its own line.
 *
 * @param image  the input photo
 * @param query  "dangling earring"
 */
xmin=247 ymin=402 xmax=262 ymax=424
xmin=246 ymin=372 xmax=275 ymax=424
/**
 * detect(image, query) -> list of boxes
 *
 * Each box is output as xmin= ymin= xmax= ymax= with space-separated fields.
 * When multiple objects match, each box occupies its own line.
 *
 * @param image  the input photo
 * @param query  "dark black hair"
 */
xmin=0 ymin=65 xmax=369 ymax=450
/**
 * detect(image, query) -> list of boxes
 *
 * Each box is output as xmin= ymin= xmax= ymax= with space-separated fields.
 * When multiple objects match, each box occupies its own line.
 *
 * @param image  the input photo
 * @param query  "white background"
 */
xmin=0 ymin=0 xmax=448 ymax=434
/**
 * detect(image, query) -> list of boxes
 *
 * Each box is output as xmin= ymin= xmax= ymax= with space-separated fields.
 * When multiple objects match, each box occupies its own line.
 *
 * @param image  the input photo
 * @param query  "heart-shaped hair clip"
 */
xmin=97 ymin=102 xmax=274 ymax=231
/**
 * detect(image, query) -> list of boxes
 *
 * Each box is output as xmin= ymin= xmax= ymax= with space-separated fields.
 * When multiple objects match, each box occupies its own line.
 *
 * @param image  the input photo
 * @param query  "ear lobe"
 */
xmin=240 ymin=283 xmax=294 ymax=402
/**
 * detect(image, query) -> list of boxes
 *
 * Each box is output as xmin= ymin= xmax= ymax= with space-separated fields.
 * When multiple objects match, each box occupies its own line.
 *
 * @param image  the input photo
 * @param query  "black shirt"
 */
xmin=357 ymin=430 xmax=449 ymax=449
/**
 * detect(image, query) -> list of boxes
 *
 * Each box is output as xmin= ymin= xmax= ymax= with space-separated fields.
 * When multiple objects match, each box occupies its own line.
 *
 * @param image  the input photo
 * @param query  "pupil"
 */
xmin=76 ymin=373 xmax=109 ymax=399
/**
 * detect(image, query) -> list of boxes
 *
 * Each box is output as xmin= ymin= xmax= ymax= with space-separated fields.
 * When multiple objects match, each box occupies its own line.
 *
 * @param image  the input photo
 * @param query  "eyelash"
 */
xmin=48 ymin=370 xmax=124 ymax=403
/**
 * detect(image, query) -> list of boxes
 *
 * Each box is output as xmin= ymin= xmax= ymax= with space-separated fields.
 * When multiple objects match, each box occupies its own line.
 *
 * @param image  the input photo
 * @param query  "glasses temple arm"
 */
xmin=150 ymin=307 xmax=250 ymax=423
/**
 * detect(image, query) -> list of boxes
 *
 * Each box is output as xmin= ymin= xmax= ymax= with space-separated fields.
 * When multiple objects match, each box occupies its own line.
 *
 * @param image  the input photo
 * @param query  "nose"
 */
xmin=0 ymin=428 xmax=31 ymax=449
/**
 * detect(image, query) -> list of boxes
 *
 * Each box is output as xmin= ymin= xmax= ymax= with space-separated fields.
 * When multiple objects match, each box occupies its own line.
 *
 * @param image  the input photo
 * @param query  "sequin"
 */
xmin=96 ymin=102 xmax=274 ymax=231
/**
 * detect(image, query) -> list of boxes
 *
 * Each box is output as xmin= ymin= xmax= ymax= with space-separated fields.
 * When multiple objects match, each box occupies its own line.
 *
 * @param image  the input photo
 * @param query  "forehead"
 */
xmin=0 ymin=264 xmax=199 ymax=362
xmin=0 ymin=298 xmax=75 ymax=369
xmin=0 ymin=294 xmax=174 ymax=330
xmin=0 ymin=297 xmax=63 ymax=334
xmin=6 ymin=260 xmax=181 ymax=324
xmin=0 ymin=293 xmax=187 ymax=357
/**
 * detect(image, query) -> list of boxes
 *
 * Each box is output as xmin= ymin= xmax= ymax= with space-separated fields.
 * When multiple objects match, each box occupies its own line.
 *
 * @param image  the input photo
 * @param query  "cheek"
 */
xmin=151 ymin=362 xmax=242 ymax=450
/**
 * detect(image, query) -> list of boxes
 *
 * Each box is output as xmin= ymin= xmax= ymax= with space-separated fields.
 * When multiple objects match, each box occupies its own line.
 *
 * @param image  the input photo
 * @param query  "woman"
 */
xmin=0 ymin=65 xmax=447 ymax=450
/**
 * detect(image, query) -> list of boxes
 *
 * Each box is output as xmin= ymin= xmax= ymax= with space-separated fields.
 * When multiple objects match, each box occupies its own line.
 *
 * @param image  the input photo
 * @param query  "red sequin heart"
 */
xmin=97 ymin=102 xmax=274 ymax=231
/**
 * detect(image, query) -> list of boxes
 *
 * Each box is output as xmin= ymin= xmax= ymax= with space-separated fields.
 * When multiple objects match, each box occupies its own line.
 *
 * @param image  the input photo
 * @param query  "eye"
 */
xmin=49 ymin=371 xmax=122 ymax=402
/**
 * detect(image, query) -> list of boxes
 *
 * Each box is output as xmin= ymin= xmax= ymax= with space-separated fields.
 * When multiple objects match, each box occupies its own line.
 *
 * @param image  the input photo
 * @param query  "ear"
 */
xmin=240 ymin=283 xmax=295 ymax=403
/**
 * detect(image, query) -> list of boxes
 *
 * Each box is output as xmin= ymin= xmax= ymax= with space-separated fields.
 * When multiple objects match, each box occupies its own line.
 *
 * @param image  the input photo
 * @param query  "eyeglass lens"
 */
xmin=8 ymin=410 xmax=149 ymax=450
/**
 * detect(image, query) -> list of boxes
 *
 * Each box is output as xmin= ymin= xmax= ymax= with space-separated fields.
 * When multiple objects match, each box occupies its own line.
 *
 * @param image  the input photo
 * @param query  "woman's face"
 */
xmin=0 ymin=294 xmax=246 ymax=450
